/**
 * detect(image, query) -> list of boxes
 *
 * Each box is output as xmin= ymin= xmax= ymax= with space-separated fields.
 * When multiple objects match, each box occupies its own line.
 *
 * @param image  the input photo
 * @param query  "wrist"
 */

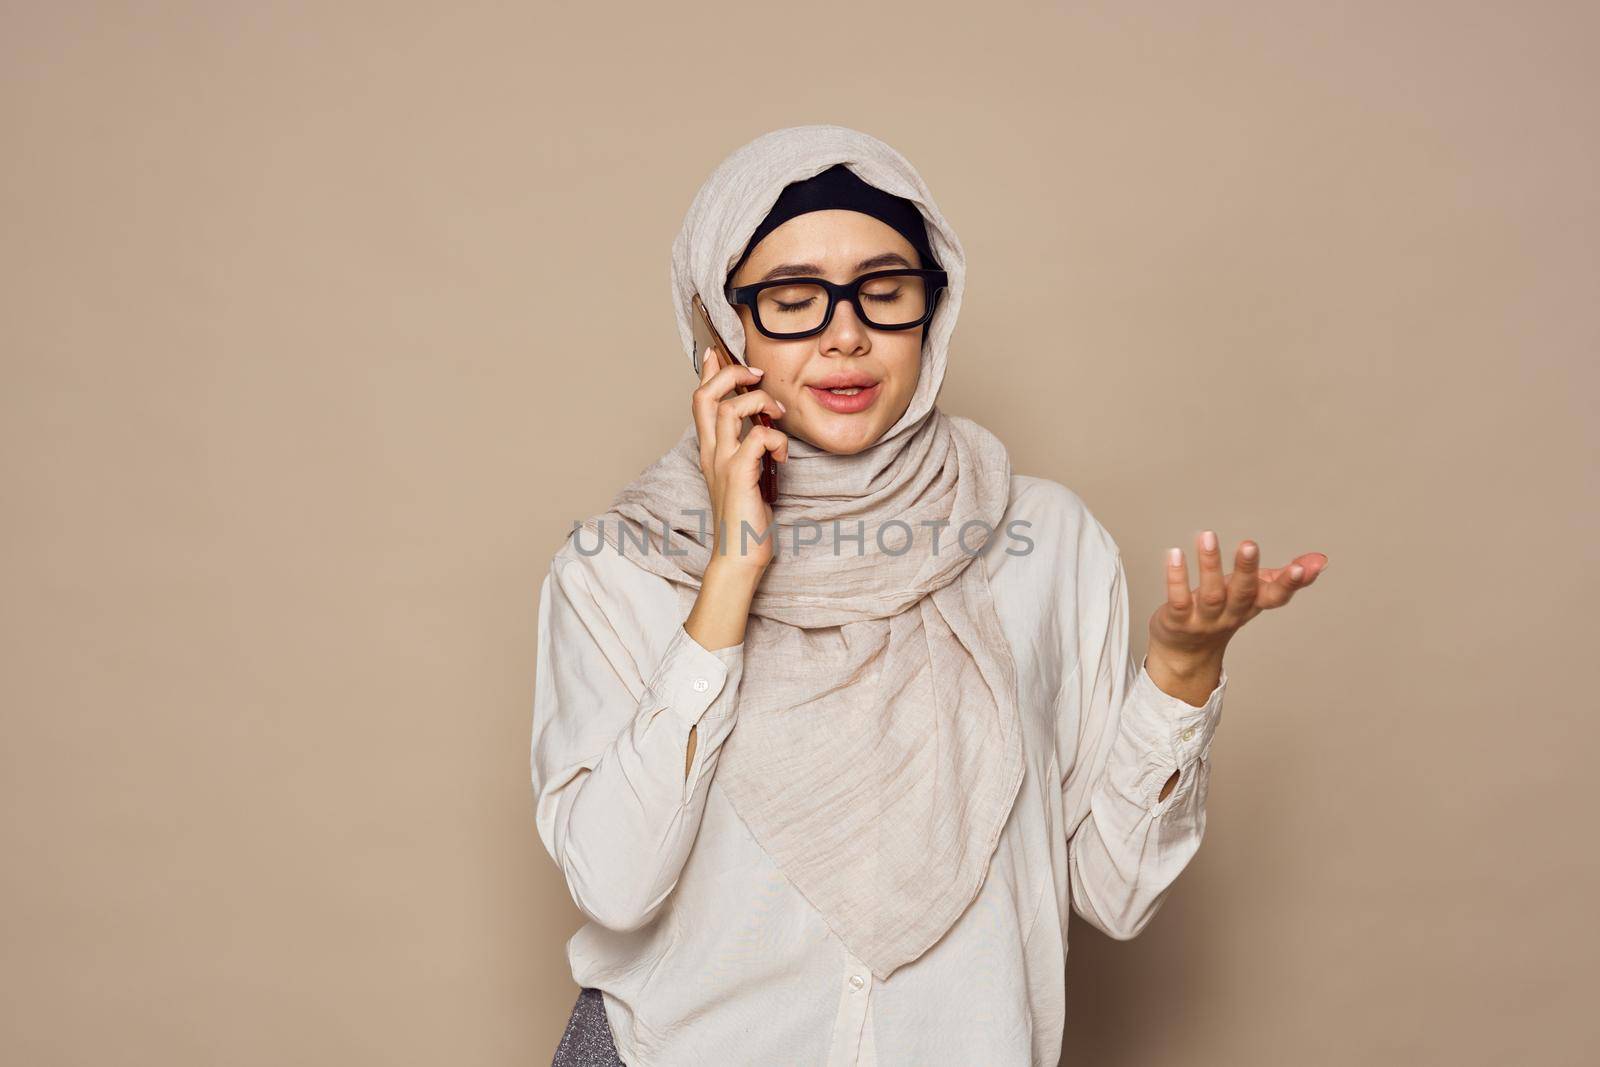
xmin=1142 ymin=644 xmax=1225 ymax=709
xmin=704 ymin=556 xmax=767 ymax=592
xmin=1145 ymin=643 xmax=1225 ymax=680
xmin=687 ymin=560 xmax=763 ymax=652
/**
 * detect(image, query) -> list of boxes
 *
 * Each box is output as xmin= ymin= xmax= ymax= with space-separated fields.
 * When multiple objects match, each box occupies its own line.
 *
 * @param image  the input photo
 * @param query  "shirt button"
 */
xmin=691 ymin=677 xmax=710 ymax=693
xmin=849 ymin=974 xmax=865 ymax=990
xmin=1181 ymin=726 xmax=1196 ymax=742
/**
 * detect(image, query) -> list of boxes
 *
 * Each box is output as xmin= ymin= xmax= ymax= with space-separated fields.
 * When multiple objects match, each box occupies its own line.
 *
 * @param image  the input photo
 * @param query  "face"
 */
xmin=726 ymin=210 xmax=926 ymax=456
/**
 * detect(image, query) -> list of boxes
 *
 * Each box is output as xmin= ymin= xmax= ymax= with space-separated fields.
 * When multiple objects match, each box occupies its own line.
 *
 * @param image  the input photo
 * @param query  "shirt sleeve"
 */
xmin=530 ymin=551 xmax=745 ymax=933
xmin=1059 ymin=546 xmax=1228 ymax=940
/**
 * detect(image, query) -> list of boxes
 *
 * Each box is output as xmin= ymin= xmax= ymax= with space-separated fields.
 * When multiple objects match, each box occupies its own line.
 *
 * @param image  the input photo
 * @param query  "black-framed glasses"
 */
xmin=725 ymin=268 xmax=949 ymax=340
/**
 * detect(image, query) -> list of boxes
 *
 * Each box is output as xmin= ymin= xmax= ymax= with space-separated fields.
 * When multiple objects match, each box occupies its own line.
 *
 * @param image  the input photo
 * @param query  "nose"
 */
xmin=819 ymin=293 xmax=870 ymax=357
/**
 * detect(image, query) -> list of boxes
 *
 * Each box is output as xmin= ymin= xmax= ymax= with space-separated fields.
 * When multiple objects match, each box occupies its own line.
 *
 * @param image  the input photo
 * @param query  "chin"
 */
xmin=801 ymin=422 xmax=884 ymax=455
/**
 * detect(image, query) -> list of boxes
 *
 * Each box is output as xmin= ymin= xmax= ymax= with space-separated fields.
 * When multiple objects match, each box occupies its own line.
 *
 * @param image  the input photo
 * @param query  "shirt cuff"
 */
xmin=1130 ymin=654 xmax=1228 ymax=769
xmin=647 ymin=623 xmax=744 ymax=729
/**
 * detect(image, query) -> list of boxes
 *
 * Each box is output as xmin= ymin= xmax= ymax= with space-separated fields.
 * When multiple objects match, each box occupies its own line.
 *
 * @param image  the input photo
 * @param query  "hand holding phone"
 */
xmin=692 ymin=293 xmax=780 ymax=504
xmin=687 ymin=293 xmax=788 ymax=582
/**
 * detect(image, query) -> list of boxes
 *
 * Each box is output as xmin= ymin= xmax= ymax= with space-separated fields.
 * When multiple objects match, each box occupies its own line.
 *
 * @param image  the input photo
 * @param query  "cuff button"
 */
xmin=1181 ymin=726 xmax=1196 ymax=741
xmin=691 ymin=677 xmax=710 ymax=693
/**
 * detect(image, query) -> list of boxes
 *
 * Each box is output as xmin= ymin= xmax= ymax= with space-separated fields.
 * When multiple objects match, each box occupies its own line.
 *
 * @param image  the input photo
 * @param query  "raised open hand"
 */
xmin=1144 ymin=528 xmax=1329 ymax=706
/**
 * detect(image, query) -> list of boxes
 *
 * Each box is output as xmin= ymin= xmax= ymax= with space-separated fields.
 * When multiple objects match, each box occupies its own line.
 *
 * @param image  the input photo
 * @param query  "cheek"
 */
xmin=889 ymin=344 xmax=923 ymax=404
xmin=749 ymin=345 xmax=808 ymax=397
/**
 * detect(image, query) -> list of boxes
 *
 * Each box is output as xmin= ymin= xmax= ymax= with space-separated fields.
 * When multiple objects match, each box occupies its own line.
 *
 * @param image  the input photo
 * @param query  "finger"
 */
xmin=720 ymin=388 xmax=786 ymax=429
xmin=692 ymin=346 xmax=721 ymax=473
xmin=1164 ymin=546 xmax=1193 ymax=614
xmin=1255 ymin=562 xmax=1306 ymax=609
xmin=701 ymin=360 xmax=765 ymax=406
xmin=693 ymin=357 xmax=764 ymax=469
xmin=1195 ymin=529 xmax=1227 ymax=618
xmin=1256 ymin=551 xmax=1328 ymax=608
xmin=732 ymin=424 xmax=789 ymax=480
xmin=715 ymin=390 xmax=786 ymax=465
xmin=1296 ymin=551 xmax=1330 ymax=583
xmin=699 ymin=362 xmax=766 ymax=455
xmin=1226 ymin=539 xmax=1261 ymax=620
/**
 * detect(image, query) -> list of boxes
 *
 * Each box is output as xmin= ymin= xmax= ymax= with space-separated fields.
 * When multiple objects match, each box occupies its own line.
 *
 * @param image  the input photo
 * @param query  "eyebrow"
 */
xmin=757 ymin=251 xmax=914 ymax=282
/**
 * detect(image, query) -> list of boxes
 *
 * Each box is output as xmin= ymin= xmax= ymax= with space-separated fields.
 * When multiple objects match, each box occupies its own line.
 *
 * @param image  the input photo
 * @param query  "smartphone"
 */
xmin=691 ymin=292 xmax=778 ymax=504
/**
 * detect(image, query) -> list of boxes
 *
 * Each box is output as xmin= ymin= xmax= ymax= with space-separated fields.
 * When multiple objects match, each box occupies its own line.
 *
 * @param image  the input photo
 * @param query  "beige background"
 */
xmin=3 ymin=1 xmax=1595 ymax=1064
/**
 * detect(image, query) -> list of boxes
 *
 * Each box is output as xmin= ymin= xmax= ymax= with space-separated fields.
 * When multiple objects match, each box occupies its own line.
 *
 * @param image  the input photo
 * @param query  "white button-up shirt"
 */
xmin=531 ymin=475 xmax=1228 ymax=1066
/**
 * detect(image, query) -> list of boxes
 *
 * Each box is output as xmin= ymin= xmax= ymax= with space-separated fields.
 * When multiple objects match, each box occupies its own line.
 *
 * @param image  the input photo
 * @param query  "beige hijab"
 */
xmin=579 ymin=124 xmax=1023 ymax=981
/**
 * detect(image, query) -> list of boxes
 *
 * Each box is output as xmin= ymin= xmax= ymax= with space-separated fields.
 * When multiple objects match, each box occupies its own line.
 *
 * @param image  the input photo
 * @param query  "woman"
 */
xmin=533 ymin=124 xmax=1326 ymax=1066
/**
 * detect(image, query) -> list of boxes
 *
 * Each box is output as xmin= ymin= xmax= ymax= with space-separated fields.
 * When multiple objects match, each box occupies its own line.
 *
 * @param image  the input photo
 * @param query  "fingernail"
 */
xmin=777 ymin=400 xmax=786 ymax=412
xmin=1241 ymin=542 xmax=1258 ymax=560
xmin=1168 ymin=547 xmax=1183 ymax=566
xmin=1202 ymin=530 xmax=1217 ymax=551
xmin=1290 ymin=564 xmax=1304 ymax=581
xmin=749 ymin=365 xmax=765 ymax=375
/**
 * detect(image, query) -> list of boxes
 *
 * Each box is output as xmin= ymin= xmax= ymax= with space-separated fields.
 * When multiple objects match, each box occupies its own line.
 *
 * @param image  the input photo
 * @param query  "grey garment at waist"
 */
xmin=551 ymin=987 xmax=626 ymax=1067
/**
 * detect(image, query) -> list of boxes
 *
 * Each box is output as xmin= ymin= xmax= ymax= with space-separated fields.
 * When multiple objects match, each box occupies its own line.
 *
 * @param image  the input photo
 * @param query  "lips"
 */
xmin=805 ymin=380 xmax=882 ymax=414
xmin=809 ymin=373 xmax=879 ymax=390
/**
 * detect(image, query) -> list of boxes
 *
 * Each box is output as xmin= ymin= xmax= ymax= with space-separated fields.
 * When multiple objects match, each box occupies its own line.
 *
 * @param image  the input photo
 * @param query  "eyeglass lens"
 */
xmin=755 ymin=273 xmax=930 ymax=335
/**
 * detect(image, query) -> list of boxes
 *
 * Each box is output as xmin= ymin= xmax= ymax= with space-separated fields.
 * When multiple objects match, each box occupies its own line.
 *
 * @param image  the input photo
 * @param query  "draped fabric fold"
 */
xmin=576 ymin=124 xmax=1023 ymax=981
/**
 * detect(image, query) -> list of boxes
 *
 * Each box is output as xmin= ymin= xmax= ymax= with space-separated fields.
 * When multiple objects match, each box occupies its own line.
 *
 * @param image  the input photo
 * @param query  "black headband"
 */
xmin=727 ymin=163 xmax=939 ymax=283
